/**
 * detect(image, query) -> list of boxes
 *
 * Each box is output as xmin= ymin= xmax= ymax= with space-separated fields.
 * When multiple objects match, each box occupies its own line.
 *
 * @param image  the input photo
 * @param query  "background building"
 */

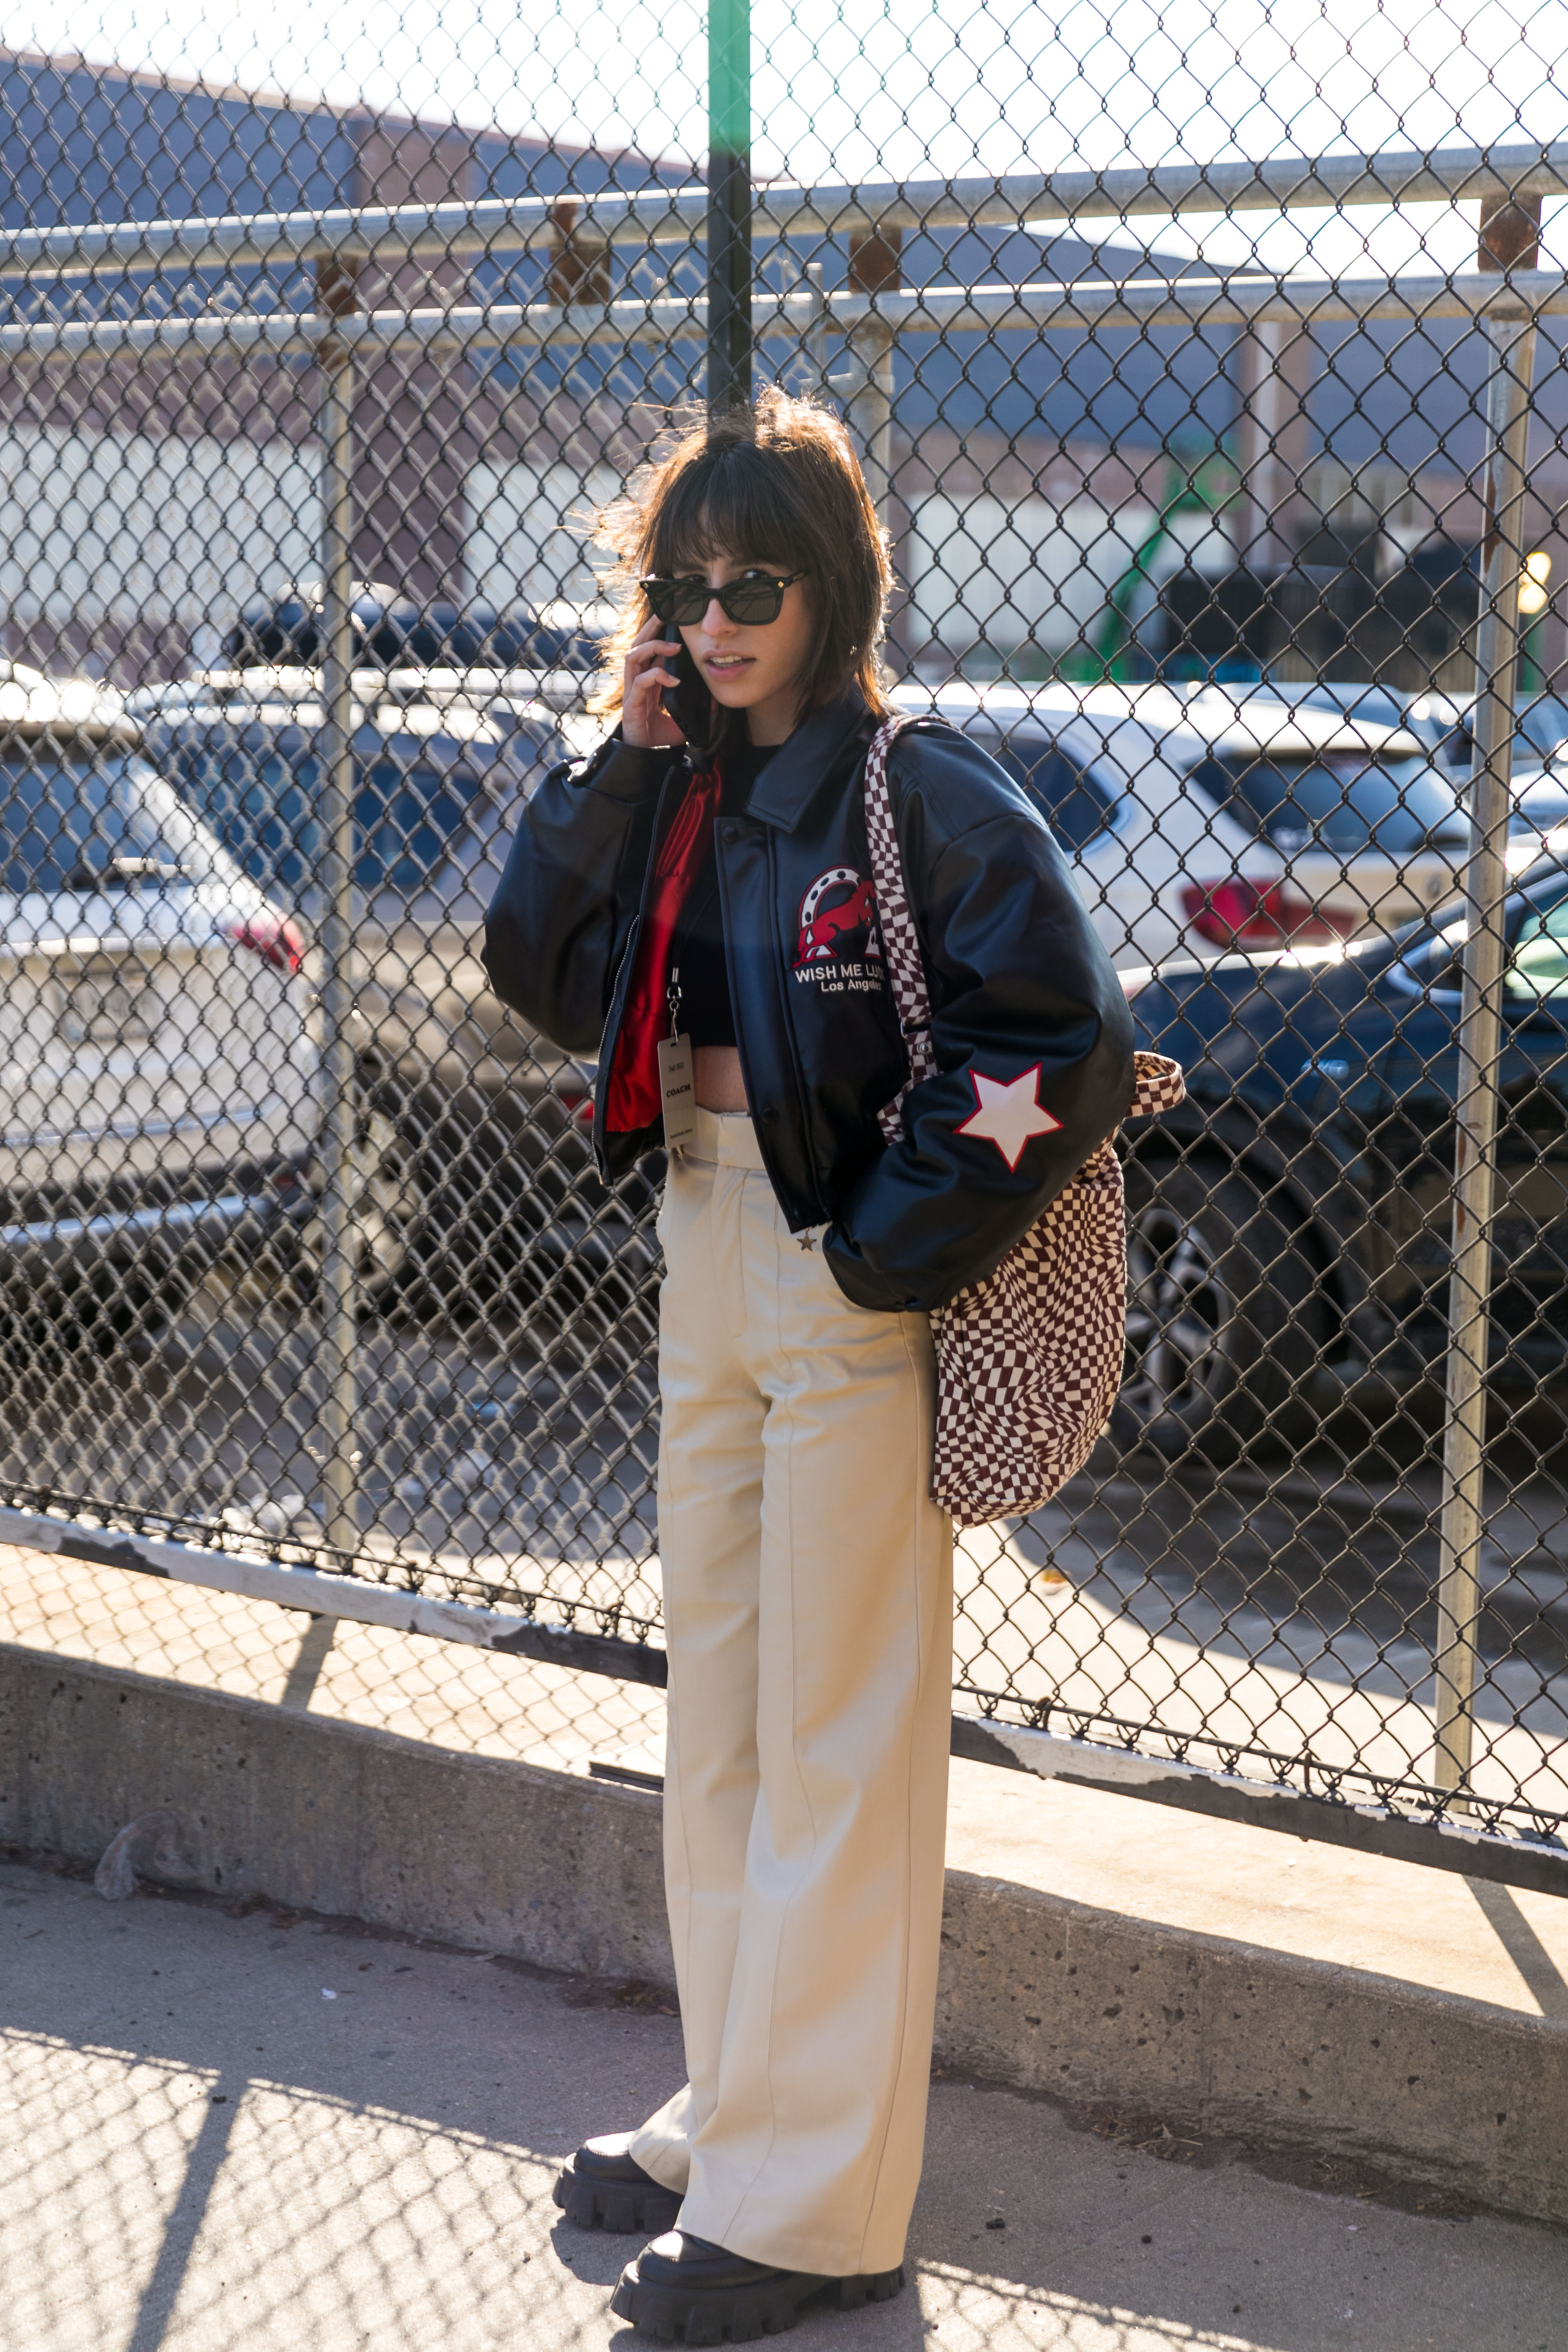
xmin=2 ymin=44 xmax=1565 ymax=694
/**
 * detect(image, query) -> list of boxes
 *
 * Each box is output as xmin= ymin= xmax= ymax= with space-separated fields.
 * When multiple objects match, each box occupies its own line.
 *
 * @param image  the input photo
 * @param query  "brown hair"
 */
xmin=592 ymin=386 xmax=893 ymax=755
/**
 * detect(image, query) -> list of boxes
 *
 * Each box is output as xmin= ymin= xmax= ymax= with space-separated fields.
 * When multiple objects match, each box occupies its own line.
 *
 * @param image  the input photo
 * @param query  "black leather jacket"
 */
xmin=483 ymin=692 xmax=1134 ymax=1313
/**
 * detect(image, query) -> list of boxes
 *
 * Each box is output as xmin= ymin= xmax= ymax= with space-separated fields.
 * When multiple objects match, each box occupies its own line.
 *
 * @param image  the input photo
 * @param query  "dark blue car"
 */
xmin=1121 ymin=859 xmax=1568 ymax=1456
xmin=224 ymin=579 xmax=612 ymax=676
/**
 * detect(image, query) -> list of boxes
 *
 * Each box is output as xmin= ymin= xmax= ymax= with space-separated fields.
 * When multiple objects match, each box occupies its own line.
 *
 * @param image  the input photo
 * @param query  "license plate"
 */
xmin=49 ymin=958 xmax=154 ymax=1046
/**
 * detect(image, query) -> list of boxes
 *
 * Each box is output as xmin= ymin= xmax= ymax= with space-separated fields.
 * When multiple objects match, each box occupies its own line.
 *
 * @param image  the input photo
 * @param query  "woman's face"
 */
xmin=675 ymin=553 xmax=814 ymax=746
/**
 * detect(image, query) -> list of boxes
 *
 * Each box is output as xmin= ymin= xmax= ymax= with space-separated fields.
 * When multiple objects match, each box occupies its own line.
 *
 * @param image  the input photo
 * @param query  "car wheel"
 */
xmin=1112 ymin=1154 xmax=1326 ymax=1460
xmin=362 ymin=1075 xmax=608 ymax=1319
xmin=294 ymin=1073 xmax=427 ymax=1305
xmin=0 ymin=1260 xmax=182 ymax=1393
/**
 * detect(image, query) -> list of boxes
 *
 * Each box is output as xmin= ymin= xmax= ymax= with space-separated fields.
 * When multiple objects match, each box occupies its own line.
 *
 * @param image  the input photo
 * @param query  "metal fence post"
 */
xmin=707 ymin=0 xmax=751 ymax=411
xmin=315 ymin=262 xmax=361 ymax=1561
xmin=842 ymin=227 xmax=901 ymax=524
xmin=1433 ymin=195 xmax=1541 ymax=1801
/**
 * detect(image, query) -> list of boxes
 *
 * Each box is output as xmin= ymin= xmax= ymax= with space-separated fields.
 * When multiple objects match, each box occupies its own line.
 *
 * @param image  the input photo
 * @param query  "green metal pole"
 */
xmin=707 ymin=0 xmax=752 ymax=411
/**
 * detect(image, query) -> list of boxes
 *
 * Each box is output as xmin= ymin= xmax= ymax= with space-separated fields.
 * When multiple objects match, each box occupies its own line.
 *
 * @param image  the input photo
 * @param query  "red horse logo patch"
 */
xmin=795 ymin=867 xmax=881 ymax=966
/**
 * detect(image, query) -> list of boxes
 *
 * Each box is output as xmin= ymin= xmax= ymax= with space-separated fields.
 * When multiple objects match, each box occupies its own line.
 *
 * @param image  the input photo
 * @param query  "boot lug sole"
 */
xmin=611 ymin=2263 xmax=905 ymax=2341
xmin=553 ymin=2161 xmax=684 ymax=2235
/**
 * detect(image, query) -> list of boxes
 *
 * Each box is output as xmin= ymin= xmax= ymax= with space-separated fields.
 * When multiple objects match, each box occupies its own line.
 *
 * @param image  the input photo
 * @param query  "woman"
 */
xmin=484 ymin=389 xmax=1133 ymax=2340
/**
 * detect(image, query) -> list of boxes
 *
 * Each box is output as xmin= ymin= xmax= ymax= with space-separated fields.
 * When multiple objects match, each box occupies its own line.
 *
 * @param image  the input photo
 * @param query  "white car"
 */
xmin=124 ymin=662 xmax=574 ymax=931
xmin=0 ymin=673 xmax=413 ymax=1339
xmin=892 ymin=678 xmax=1519 ymax=968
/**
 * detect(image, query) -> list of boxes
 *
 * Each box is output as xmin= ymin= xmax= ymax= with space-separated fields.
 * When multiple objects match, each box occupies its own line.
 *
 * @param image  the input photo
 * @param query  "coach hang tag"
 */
xmin=658 ymin=1033 xmax=698 ymax=1150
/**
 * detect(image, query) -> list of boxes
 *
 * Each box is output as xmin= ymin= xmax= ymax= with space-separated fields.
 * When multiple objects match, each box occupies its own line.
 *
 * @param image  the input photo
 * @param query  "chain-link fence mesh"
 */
xmin=4 ymin=2 xmax=1568 ymax=1876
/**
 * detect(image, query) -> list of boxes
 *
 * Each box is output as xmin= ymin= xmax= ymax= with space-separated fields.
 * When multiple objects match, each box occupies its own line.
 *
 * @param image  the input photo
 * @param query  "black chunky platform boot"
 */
xmin=553 ymin=2133 xmax=684 ymax=2235
xmin=610 ymin=2227 xmax=904 ymax=2343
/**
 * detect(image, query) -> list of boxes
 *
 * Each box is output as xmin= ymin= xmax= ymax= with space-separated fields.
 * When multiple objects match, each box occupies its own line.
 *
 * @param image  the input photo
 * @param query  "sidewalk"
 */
xmin=4 ymin=1541 xmax=1567 ymax=2023
xmin=4 ymin=1854 xmax=1565 ymax=2352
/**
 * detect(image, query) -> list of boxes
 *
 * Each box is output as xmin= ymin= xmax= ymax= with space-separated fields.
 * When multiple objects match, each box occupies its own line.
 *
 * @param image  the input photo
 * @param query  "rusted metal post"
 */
xmin=803 ymin=259 xmax=826 ymax=390
xmin=841 ymin=226 xmax=901 ymax=523
xmin=1434 ymin=194 xmax=1540 ymax=1801
xmin=547 ymin=200 xmax=611 ymax=306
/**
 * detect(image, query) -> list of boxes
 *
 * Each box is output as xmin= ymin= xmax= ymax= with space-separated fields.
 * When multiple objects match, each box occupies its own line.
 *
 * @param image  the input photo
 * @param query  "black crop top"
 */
xmin=669 ymin=743 xmax=770 ymax=1048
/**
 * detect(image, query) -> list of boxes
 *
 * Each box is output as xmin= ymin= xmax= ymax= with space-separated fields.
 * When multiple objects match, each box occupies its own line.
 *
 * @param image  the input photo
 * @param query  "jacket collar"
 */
xmin=742 ymin=692 xmax=876 ymax=832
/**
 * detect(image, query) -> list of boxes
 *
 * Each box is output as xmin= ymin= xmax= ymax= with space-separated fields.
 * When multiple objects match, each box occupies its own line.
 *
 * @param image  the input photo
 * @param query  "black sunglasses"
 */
xmin=640 ymin=569 xmax=807 ymax=627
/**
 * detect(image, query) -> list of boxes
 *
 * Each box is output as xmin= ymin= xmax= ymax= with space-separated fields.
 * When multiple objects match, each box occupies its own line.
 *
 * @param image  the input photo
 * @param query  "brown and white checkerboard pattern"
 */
xmin=861 ymin=715 xmax=1185 ymax=1528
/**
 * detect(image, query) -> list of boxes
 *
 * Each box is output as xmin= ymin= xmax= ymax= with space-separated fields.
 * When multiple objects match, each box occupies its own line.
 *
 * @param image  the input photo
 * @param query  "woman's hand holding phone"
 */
xmin=623 ymin=614 xmax=688 ymax=749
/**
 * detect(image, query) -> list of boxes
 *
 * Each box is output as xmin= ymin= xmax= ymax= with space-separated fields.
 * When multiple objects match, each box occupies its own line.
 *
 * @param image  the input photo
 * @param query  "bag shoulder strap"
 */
xmin=863 ymin=715 xmax=1188 ymax=1144
xmin=1130 ymin=1050 xmax=1186 ymax=1115
xmin=862 ymin=715 xmax=935 ymax=1141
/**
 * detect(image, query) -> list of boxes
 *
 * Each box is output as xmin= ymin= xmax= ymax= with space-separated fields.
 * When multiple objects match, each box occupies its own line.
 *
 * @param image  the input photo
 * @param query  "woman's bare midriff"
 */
xmin=695 ymin=1045 xmax=749 ymax=1113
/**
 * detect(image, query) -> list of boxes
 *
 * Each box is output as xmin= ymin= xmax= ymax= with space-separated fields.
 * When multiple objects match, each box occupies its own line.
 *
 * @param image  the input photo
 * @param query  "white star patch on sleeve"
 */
xmin=953 ymin=1064 xmax=1062 ymax=1171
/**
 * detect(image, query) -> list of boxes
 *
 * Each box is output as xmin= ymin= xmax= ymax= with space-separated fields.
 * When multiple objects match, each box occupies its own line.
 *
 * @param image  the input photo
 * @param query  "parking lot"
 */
xmin=10 ymin=602 xmax=1568 ymax=1874
xmin=7 ymin=631 xmax=1568 ymax=1866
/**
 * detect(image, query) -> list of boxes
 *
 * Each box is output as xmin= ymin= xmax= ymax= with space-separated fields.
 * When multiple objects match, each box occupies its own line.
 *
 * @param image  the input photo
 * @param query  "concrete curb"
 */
xmin=4 ymin=1642 xmax=1565 ymax=2226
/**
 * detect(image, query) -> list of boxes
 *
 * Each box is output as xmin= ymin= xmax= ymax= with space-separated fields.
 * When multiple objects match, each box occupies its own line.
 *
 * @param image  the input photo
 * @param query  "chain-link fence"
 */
xmin=4 ymin=4 xmax=1568 ymax=1890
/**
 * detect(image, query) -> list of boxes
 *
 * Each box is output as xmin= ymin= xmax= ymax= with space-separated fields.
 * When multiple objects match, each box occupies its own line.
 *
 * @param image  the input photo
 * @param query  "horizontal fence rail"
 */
xmin=2 ymin=269 xmax=1563 ymax=365
xmin=3 ymin=138 xmax=1568 ymax=281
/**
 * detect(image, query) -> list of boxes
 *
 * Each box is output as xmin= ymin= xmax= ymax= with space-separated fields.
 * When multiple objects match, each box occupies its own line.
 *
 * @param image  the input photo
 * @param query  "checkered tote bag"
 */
xmin=863 ymin=716 xmax=1185 ymax=1528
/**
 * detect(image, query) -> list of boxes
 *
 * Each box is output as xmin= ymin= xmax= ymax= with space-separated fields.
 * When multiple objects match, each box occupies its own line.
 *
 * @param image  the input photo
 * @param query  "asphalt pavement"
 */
xmin=4 ymin=1857 xmax=1565 ymax=2352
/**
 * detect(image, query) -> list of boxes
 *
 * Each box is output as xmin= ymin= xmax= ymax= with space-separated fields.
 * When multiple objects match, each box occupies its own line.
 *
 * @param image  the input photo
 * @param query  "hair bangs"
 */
xmin=646 ymin=446 xmax=815 ymax=579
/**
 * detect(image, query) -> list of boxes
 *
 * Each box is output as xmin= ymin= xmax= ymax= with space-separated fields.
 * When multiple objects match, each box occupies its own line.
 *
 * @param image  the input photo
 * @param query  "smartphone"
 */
xmin=661 ymin=638 xmax=714 ymax=750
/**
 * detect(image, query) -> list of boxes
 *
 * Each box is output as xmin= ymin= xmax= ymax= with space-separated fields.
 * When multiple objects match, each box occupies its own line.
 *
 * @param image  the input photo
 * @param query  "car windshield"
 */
xmin=945 ymin=717 xmax=1120 ymax=850
xmin=1428 ymin=698 xmax=1568 ymax=772
xmin=0 ymin=745 xmax=238 ymax=896
xmin=1508 ymin=899 xmax=1568 ymax=998
xmin=1513 ymin=775 xmax=1568 ymax=826
xmin=1283 ymin=681 xmax=1413 ymax=734
xmin=1001 ymin=740 xmax=1120 ymax=852
xmin=1189 ymin=749 xmax=1466 ymax=853
xmin=1519 ymin=699 xmax=1568 ymax=763
xmin=165 ymin=739 xmax=483 ymax=892
xmin=1395 ymin=874 xmax=1568 ymax=994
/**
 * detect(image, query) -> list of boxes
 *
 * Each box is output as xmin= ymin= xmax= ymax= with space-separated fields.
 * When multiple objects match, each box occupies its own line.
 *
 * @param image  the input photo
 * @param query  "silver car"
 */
xmin=0 ymin=674 xmax=415 ymax=1346
xmin=126 ymin=660 xmax=618 ymax=1312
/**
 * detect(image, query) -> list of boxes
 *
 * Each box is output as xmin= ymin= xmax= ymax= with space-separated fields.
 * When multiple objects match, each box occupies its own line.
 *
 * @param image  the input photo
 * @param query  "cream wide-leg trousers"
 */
xmin=628 ymin=1108 xmax=954 ymax=2278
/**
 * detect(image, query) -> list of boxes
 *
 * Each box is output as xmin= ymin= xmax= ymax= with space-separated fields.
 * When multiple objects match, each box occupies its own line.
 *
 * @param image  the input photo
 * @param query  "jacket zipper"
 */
xmin=717 ymin=817 xmax=827 ymax=1228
